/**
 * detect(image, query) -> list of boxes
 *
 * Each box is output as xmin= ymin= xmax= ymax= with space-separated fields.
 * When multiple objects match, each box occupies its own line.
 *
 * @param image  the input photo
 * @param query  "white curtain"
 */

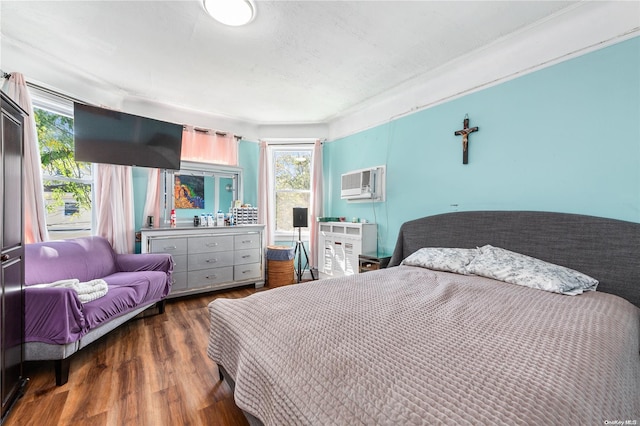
xmin=95 ymin=164 xmax=134 ymax=254
xmin=142 ymin=168 xmax=161 ymax=228
xmin=181 ymin=126 xmax=238 ymax=165
xmin=258 ymin=140 xmax=273 ymax=246
xmin=2 ymin=73 xmax=49 ymax=243
xmin=309 ymin=139 xmax=323 ymax=269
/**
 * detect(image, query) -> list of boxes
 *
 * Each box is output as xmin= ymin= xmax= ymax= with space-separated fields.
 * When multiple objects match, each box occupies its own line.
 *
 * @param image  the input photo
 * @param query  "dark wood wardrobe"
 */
xmin=1 ymin=91 xmax=28 ymax=423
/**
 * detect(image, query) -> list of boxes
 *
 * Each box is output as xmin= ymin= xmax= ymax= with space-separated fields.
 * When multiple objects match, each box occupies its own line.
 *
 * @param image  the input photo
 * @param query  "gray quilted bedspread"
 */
xmin=207 ymin=265 xmax=640 ymax=425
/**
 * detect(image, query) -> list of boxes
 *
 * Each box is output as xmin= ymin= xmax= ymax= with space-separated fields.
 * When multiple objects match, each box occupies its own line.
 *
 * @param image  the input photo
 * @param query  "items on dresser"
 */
xmin=318 ymin=222 xmax=377 ymax=279
xmin=231 ymin=207 xmax=259 ymax=225
xmin=141 ymin=226 xmax=265 ymax=297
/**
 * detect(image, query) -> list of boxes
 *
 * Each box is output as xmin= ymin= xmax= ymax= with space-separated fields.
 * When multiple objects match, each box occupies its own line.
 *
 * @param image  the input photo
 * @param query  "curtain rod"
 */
xmin=191 ymin=126 xmax=242 ymax=140
xmin=262 ymin=139 xmax=323 ymax=146
xmin=28 ymin=80 xmax=87 ymax=105
xmin=268 ymin=142 xmax=316 ymax=146
xmin=1 ymin=70 xmax=84 ymax=105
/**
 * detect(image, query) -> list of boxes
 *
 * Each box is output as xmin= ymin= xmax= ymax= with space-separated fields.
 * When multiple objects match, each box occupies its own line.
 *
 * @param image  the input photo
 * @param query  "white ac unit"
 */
xmin=340 ymin=166 xmax=385 ymax=201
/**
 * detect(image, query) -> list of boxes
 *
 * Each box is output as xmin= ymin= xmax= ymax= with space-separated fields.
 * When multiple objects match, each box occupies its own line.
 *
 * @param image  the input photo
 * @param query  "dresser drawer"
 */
xmin=172 ymin=254 xmax=188 ymax=273
xmin=188 ymin=266 xmax=233 ymax=288
xmin=234 ymin=233 xmax=261 ymax=250
xmin=149 ymin=237 xmax=188 ymax=255
xmin=234 ymin=248 xmax=261 ymax=265
xmin=234 ymin=263 xmax=262 ymax=281
xmin=170 ymin=271 xmax=188 ymax=292
xmin=189 ymin=251 xmax=234 ymax=271
xmin=188 ymin=235 xmax=234 ymax=254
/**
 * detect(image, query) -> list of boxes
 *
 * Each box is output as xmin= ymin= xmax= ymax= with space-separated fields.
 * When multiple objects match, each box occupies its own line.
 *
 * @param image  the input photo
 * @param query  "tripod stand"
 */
xmin=293 ymin=226 xmax=315 ymax=283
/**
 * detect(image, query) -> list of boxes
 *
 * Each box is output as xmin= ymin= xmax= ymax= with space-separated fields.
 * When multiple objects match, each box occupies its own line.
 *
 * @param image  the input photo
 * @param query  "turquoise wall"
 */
xmin=324 ymin=37 xmax=640 ymax=254
xmin=132 ymin=167 xmax=148 ymax=231
xmin=239 ymin=140 xmax=259 ymax=207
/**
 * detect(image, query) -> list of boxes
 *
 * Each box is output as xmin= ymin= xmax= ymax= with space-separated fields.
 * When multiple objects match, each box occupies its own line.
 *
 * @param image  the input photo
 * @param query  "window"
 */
xmin=32 ymin=91 xmax=93 ymax=239
xmin=272 ymin=148 xmax=312 ymax=235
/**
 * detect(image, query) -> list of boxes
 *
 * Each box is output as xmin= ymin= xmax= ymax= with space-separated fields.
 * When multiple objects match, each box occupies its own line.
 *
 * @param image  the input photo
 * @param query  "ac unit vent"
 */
xmin=342 ymin=172 xmax=363 ymax=191
xmin=340 ymin=166 xmax=385 ymax=201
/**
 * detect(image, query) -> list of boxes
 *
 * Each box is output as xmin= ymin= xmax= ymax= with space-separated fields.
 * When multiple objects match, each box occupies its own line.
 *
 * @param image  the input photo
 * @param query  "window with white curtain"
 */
xmin=31 ymin=89 xmax=93 ymax=239
xmin=272 ymin=146 xmax=313 ymax=238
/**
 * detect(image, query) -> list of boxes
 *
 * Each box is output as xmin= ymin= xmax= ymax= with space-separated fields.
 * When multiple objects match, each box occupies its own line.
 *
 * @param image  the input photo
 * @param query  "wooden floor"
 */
xmin=6 ymin=285 xmax=263 ymax=426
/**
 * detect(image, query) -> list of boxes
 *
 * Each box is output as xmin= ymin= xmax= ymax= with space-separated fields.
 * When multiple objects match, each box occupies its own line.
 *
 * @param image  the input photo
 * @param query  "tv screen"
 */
xmin=73 ymin=103 xmax=183 ymax=170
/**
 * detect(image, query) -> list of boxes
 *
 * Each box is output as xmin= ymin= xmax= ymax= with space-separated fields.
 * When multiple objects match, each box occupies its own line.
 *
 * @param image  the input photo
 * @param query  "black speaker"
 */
xmin=293 ymin=207 xmax=308 ymax=228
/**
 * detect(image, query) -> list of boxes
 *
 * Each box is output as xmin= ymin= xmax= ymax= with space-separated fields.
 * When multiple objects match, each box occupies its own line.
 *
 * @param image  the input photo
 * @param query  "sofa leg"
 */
xmin=55 ymin=359 xmax=70 ymax=386
xmin=157 ymin=300 xmax=166 ymax=315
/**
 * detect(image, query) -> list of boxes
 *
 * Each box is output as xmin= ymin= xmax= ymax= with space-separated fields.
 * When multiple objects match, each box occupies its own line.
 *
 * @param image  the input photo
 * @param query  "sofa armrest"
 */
xmin=25 ymin=287 xmax=86 ymax=345
xmin=116 ymin=253 xmax=174 ymax=274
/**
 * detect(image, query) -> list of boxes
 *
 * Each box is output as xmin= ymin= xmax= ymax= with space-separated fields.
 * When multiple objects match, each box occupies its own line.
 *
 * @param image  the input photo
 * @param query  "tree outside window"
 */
xmin=34 ymin=107 xmax=92 ymax=239
xmin=273 ymin=149 xmax=312 ymax=233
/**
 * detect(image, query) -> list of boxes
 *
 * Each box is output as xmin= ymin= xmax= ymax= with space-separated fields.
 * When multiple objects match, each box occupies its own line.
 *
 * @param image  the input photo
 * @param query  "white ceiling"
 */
xmin=1 ymin=1 xmax=639 ymax=140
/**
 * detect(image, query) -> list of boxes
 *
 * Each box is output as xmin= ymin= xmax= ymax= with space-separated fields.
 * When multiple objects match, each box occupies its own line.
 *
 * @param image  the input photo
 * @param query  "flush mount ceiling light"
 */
xmin=203 ymin=0 xmax=256 ymax=26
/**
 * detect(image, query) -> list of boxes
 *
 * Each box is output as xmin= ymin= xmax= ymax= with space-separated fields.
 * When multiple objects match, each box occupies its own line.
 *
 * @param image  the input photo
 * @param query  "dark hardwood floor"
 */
xmin=6 ymin=285 xmax=264 ymax=426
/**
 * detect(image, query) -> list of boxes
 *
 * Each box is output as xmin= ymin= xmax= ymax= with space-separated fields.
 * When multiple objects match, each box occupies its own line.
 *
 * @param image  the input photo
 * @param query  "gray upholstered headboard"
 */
xmin=388 ymin=211 xmax=640 ymax=308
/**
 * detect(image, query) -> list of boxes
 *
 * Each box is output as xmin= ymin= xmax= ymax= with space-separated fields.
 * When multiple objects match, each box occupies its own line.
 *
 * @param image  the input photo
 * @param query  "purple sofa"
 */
xmin=24 ymin=236 xmax=173 ymax=385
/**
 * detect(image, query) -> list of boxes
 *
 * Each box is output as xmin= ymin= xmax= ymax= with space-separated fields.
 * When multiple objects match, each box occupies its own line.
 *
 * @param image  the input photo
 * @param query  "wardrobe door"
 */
xmin=2 ymin=105 xmax=22 ymax=250
xmin=1 ymin=93 xmax=26 ymax=423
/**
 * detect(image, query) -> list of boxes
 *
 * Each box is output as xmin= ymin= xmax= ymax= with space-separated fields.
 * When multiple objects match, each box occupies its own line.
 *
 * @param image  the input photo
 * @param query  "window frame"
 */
xmin=30 ymin=88 xmax=95 ymax=238
xmin=270 ymin=144 xmax=314 ymax=241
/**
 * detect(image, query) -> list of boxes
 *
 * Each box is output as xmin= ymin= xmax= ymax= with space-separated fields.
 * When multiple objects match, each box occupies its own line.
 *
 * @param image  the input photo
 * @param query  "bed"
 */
xmin=207 ymin=211 xmax=640 ymax=425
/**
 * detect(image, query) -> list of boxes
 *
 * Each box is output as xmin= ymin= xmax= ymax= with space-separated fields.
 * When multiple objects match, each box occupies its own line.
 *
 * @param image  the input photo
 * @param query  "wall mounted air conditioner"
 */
xmin=340 ymin=165 xmax=385 ymax=201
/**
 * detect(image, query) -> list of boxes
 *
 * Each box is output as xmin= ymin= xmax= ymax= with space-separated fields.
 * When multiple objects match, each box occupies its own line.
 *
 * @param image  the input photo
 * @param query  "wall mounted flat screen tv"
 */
xmin=73 ymin=103 xmax=183 ymax=170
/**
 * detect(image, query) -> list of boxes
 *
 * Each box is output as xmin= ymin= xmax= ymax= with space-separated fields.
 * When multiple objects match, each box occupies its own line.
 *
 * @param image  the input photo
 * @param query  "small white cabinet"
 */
xmin=318 ymin=222 xmax=377 ymax=279
xmin=141 ymin=225 xmax=265 ymax=298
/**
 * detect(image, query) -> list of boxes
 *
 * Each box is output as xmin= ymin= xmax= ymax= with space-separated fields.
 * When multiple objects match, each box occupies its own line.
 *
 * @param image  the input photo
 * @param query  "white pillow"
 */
xmin=465 ymin=245 xmax=598 ymax=295
xmin=402 ymin=247 xmax=477 ymax=275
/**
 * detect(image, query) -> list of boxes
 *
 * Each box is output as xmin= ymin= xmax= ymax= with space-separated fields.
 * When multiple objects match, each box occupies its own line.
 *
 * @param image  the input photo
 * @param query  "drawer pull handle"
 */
xmin=242 ymin=270 xmax=251 ymax=274
xmin=206 ymin=275 xmax=217 ymax=280
xmin=242 ymin=240 xmax=252 ymax=244
xmin=206 ymin=259 xmax=218 ymax=263
xmin=164 ymin=246 xmax=177 ymax=250
xmin=242 ymin=255 xmax=251 ymax=259
xmin=206 ymin=243 xmax=219 ymax=247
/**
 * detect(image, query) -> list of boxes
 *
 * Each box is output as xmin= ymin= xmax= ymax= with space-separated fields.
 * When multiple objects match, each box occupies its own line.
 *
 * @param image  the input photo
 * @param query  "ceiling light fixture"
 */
xmin=203 ymin=0 xmax=256 ymax=27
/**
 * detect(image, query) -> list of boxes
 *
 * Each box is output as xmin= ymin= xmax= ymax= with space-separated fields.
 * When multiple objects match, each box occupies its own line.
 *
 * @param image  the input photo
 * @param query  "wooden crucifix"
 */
xmin=454 ymin=114 xmax=479 ymax=164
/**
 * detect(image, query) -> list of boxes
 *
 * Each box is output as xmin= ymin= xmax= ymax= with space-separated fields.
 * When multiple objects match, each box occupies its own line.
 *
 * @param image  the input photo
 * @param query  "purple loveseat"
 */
xmin=24 ymin=236 xmax=173 ymax=385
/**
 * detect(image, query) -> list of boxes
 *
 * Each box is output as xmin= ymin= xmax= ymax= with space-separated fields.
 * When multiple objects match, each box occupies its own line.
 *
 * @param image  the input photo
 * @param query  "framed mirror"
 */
xmin=161 ymin=161 xmax=243 ymax=225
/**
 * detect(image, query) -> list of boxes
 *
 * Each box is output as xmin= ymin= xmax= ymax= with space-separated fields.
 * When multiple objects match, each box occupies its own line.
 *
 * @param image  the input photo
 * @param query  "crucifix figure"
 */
xmin=454 ymin=114 xmax=479 ymax=164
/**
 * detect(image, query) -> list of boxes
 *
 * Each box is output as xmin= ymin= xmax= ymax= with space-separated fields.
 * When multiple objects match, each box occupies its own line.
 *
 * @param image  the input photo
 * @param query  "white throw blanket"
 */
xmin=32 ymin=278 xmax=109 ymax=303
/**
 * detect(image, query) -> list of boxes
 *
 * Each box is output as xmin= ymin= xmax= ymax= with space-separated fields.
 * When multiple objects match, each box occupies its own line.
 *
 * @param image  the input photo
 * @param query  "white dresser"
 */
xmin=318 ymin=222 xmax=377 ymax=279
xmin=141 ymin=225 xmax=265 ymax=298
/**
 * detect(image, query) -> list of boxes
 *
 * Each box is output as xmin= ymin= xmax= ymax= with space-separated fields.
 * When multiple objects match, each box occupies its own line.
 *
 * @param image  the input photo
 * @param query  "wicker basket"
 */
xmin=267 ymin=245 xmax=295 ymax=287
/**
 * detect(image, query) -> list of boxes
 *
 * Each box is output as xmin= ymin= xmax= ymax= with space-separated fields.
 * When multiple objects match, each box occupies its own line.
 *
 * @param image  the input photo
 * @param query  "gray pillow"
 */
xmin=466 ymin=245 xmax=598 ymax=295
xmin=402 ymin=247 xmax=477 ymax=275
